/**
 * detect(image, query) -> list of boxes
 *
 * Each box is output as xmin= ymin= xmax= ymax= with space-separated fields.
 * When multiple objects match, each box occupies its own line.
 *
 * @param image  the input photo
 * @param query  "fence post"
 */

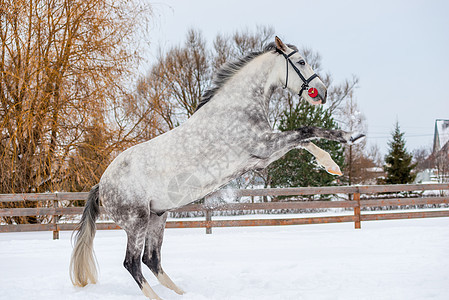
xmin=205 ymin=208 xmax=212 ymax=234
xmin=52 ymin=194 xmax=60 ymax=240
xmin=353 ymin=192 xmax=361 ymax=229
xmin=204 ymin=196 xmax=213 ymax=234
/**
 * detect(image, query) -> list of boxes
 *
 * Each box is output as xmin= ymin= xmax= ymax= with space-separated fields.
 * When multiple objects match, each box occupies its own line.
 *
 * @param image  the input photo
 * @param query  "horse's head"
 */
xmin=274 ymin=36 xmax=327 ymax=105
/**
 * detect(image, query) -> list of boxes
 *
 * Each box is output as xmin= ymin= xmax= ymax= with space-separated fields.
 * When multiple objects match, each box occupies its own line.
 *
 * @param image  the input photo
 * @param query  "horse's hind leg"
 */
xmin=142 ymin=212 xmax=185 ymax=295
xmin=123 ymin=219 xmax=161 ymax=299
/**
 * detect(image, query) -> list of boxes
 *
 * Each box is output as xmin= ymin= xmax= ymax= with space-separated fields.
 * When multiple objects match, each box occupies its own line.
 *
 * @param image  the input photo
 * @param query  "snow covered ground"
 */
xmin=1 ymin=217 xmax=448 ymax=300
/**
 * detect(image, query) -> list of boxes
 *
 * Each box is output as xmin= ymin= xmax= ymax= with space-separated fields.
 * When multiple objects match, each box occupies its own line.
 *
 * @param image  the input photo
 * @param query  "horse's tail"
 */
xmin=69 ymin=184 xmax=100 ymax=287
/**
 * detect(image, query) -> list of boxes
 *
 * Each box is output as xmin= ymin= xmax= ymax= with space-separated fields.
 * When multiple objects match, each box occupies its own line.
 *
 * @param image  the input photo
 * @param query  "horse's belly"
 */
xmin=149 ymin=157 xmax=246 ymax=211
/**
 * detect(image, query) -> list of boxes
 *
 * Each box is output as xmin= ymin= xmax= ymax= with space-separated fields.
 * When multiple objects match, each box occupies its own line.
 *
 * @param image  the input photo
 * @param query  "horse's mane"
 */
xmin=195 ymin=42 xmax=298 ymax=112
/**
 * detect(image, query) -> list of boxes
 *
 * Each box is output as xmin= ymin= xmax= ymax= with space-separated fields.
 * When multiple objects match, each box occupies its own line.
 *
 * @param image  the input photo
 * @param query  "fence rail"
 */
xmin=1 ymin=183 xmax=448 ymax=238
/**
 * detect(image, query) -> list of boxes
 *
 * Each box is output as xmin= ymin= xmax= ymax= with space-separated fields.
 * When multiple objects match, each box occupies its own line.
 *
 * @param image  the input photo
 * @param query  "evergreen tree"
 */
xmin=268 ymin=100 xmax=344 ymax=188
xmin=382 ymin=121 xmax=416 ymax=184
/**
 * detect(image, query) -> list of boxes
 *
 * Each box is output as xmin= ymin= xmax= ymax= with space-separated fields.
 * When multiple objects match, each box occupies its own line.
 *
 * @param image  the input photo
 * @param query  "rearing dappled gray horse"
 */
xmin=70 ymin=37 xmax=364 ymax=299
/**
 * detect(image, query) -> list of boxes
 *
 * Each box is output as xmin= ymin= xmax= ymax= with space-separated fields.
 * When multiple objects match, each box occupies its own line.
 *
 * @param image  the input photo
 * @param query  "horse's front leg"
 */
xmin=291 ymin=127 xmax=364 ymax=175
xmin=263 ymin=126 xmax=365 ymax=152
xmin=300 ymin=142 xmax=342 ymax=176
xmin=251 ymin=126 xmax=364 ymax=169
xmin=292 ymin=126 xmax=365 ymax=144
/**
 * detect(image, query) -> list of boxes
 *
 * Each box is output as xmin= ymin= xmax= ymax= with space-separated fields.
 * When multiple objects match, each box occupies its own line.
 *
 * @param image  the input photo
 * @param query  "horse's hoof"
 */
xmin=326 ymin=166 xmax=343 ymax=176
xmin=349 ymin=132 xmax=366 ymax=145
xmin=174 ymin=288 xmax=185 ymax=295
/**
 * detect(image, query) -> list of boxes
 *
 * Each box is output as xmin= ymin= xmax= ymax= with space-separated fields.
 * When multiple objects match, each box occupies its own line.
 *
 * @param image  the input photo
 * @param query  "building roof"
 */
xmin=433 ymin=119 xmax=449 ymax=153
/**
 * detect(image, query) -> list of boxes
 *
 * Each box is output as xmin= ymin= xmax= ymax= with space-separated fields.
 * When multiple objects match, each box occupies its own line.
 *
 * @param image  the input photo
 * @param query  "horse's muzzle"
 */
xmin=311 ymin=91 xmax=326 ymax=104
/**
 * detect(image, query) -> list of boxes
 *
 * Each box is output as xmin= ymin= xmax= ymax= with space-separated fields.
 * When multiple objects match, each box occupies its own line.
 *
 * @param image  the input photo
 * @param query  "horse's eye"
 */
xmin=298 ymin=60 xmax=305 ymax=66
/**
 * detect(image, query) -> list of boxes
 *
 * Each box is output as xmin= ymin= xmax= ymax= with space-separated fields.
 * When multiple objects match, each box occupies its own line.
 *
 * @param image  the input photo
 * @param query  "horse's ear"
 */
xmin=275 ymin=36 xmax=287 ymax=52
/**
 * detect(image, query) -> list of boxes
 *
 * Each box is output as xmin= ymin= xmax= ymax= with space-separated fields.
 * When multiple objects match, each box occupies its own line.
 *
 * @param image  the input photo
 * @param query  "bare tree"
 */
xmin=434 ymin=151 xmax=449 ymax=183
xmin=413 ymin=147 xmax=432 ymax=172
xmin=338 ymin=95 xmax=366 ymax=184
xmin=326 ymin=75 xmax=359 ymax=116
xmin=134 ymin=29 xmax=211 ymax=131
xmin=367 ymin=144 xmax=383 ymax=167
xmin=0 ymin=0 xmax=151 ymax=223
xmin=426 ymin=145 xmax=449 ymax=184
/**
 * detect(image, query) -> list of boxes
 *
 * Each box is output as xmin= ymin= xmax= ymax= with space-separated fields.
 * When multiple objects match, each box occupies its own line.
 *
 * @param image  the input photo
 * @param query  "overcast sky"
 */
xmin=144 ymin=0 xmax=449 ymax=155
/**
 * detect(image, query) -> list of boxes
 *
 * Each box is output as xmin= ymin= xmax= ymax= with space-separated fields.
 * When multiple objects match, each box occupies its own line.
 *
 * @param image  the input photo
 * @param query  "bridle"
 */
xmin=280 ymin=50 xmax=319 ymax=98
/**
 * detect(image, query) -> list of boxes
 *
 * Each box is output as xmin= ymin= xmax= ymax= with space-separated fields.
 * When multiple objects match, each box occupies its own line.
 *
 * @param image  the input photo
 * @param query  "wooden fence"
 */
xmin=0 ymin=183 xmax=448 ymax=239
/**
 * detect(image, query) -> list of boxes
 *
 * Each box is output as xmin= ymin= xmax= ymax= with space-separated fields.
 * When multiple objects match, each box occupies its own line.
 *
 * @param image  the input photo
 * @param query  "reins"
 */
xmin=281 ymin=50 xmax=319 ymax=97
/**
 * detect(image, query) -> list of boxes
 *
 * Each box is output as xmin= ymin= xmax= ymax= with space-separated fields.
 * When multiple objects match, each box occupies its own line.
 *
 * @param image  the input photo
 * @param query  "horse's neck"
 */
xmin=219 ymin=53 xmax=278 ymax=114
xmin=186 ymin=53 xmax=280 ymax=133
